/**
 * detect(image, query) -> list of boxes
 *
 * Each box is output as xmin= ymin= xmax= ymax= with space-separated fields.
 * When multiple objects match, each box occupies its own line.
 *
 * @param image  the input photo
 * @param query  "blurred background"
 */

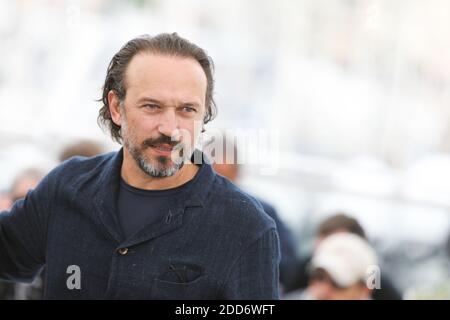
xmin=0 ymin=0 xmax=450 ymax=299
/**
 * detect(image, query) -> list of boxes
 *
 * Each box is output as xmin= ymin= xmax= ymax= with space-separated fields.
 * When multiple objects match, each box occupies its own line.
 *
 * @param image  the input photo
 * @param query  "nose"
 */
xmin=158 ymin=108 xmax=179 ymax=138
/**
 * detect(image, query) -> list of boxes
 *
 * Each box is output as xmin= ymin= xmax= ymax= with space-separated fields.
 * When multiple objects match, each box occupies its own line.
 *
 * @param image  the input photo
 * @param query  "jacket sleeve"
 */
xmin=219 ymin=227 xmax=281 ymax=300
xmin=0 ymin=171 xmax=55 ymax=282
xmin=259 ymin=200 xmax=299 ymax=289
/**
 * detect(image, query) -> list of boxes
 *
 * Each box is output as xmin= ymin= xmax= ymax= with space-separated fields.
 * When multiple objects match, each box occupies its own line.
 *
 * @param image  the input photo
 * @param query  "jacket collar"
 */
xmin=92 ymin=148 xmax=216 ymax=245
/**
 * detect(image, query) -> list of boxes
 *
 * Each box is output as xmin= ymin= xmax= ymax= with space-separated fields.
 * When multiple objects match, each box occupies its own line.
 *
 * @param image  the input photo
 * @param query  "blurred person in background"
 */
xmin=0 ymin=33 xmax=280 ymax=299
xmin=10 ymin=169 xmax=44 ymax=203
xmin=58 ymin=139 xmax=106 ymax=162
xmin=210 ymin=134 xmax=299 ymax=293
xmin=282 ymin=213 xmax=402 ymax=300
xmin=286 ymin=233 xmax=377 ymax=300
xmin=0 ymin=192 xmax=12 ymax=212
xmin=447 ymin=233 xmax=450 ymax=260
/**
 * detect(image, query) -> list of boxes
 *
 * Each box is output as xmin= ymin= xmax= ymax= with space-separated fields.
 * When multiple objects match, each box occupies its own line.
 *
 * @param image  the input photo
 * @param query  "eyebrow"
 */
xmin=137 ymin=97 xmax=201 ymax=107
xmin=137 ymin=97 xmax=163 ymax=104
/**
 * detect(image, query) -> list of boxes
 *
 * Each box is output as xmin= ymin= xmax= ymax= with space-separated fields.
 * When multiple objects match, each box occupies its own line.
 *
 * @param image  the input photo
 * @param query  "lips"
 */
xmin=149 ymin=143 xmax=177 ymax=157
xmin=151 ymin=144 xmax=174 ymax=152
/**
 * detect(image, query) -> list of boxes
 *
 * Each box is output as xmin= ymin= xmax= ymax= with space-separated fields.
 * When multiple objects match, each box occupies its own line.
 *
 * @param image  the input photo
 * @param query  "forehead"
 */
xmin=124 ymin=52 xmax=207 ymax=104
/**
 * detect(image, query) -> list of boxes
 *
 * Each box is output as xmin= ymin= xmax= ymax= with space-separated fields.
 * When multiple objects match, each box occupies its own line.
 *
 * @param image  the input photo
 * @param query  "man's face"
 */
xmin=109 ymin=53 xmax=207 ymax=178
xmin=308 ymin=269 xmax=371 ymax=300
xmin=309 ymin=279 xmax=371 ymax=300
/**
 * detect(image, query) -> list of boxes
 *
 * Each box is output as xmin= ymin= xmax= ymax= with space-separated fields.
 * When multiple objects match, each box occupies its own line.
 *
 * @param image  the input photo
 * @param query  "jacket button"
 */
xmin=118 ymin=248 xmax=129 ymax=255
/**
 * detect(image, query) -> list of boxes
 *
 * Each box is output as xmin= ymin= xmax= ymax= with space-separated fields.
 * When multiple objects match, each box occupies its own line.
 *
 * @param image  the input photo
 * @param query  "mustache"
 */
xmin=142 ymin=135 xmax=181 ymax=149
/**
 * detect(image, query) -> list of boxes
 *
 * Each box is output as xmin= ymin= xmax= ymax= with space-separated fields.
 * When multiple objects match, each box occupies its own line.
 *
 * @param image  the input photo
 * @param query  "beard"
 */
xmin=122 ymin=122 xmax=190 ymax=178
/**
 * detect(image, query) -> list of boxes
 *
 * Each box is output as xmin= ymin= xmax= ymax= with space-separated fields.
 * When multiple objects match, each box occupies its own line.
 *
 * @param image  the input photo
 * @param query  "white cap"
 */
xmin=311 ymin=233 xmax=378 ymax=288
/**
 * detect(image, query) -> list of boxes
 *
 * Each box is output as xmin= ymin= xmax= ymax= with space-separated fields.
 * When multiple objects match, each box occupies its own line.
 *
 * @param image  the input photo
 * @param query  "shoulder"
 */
xmin=205 ymin=174 xmax=277 ymax=242
xmin=42 ymin=151 xmax=116 ymax=192
xmin=256 ymin=198 xmax=277 ymax=218
xmin=58 ymin=151 xmax=115 ymax=176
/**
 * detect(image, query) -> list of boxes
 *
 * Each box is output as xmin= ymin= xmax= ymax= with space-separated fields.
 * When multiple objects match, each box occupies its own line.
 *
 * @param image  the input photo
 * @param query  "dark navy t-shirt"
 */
xmin=117 ymin=170 xmax=199 ymax=239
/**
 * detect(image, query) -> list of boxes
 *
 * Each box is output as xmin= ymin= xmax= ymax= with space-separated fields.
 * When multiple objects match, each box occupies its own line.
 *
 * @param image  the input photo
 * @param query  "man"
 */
xmin=290 ymin=233 xmax=378 ymax=300
xmin=0 ymin=33 xmax=280 ymax=299
xmin=282 ymin=213 xmax=402 ymax=300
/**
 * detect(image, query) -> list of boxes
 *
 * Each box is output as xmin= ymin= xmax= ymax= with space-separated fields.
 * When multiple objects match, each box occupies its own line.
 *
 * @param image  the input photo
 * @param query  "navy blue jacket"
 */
xmin=0 ymin=149 xmax=280 ymax=299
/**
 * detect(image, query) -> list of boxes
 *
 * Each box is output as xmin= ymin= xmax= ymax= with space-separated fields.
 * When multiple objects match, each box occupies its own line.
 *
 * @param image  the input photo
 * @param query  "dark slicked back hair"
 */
xmin=98 ymin=33 xmax=217 ymax=144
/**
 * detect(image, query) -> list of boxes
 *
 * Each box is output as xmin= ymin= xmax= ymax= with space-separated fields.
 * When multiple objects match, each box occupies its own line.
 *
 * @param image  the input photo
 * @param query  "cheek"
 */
xmin=179 ymin=122 xmax=200 ymax=145
xmin=310 ymin=282 xmax=332 ymax=299
xmin=330 ymin=287 xmax=359 ymax=300
xmin=346 ymin=286 xmax=367 ymax=300
xmin=127 ymin=116 xmax=160 ymax=138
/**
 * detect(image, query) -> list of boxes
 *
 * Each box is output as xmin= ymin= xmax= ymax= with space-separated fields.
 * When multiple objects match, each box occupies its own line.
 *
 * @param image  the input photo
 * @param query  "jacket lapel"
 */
xmin=89 ymin=148 xmax=216 ymax=247
xmin=92 ymin=149 xmax=125 ymax=244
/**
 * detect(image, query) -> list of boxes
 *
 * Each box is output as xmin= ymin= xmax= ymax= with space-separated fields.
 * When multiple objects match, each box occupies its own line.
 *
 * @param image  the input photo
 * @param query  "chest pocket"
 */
xmin=153 ymin=262 xmax=211 ymax=299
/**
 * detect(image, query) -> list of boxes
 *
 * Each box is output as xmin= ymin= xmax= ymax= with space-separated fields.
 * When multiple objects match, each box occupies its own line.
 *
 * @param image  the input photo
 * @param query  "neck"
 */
xmin=121 ymin=147 xmax=199 ymax=190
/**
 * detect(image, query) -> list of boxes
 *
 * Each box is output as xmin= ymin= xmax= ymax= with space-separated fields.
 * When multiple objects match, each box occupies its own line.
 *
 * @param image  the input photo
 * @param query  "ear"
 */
xmin=108 ymin=90 xmax=122 ymax=126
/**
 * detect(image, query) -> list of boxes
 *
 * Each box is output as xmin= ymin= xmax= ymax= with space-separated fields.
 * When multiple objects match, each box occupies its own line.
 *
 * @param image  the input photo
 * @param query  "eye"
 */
xmin=181 ymin=106 xmax=197 ymax=113
xmin=143 ymin=104 xmax=160 ymax=110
